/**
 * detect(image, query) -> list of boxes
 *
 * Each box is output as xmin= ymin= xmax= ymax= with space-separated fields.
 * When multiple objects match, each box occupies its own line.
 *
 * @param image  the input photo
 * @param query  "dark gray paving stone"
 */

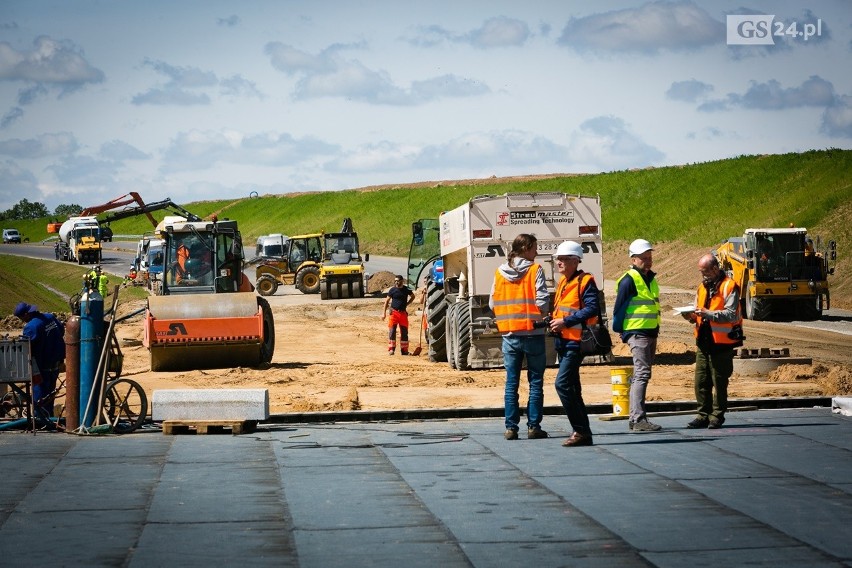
xmin=644 ymin=545 xmax=847 ymax=568
xmin=462 ymin=541 xmax=649 ymax=567
xmin=147 ymin=437 xmax=283 ymax=525
xmin=0 ymin=508 xmax=145 ymax=565
xmin=538 ymin=472 xmax=801 ymax=553
xmin=684 ymin=476 xmax=852 ymax=560
xmin=131 ymin=521 xmax=297 ymax=567
xmin=293 ymin=526 xmax=470 ymax=568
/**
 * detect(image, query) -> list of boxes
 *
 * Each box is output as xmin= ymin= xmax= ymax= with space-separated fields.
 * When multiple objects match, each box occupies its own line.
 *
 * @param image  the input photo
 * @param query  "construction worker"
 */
xmin=14 ymin=302 xmax=65 ymax=419
xmin=173 ymin=243 xmax=191 ymax=284
xmin=548 ymin=241 xmax=598 ymax=447
xmin=88 ymin=265 xmax=110 ymax=297
xmin=681 ymin=254 xmax=743 ymax=429
xmin=382 ymin=275 xmax=415 ymax=355
xmin=612 ymin=238 xmax=662 ymax=432
xmin=490 ymin=233 xmax=549 ymax=441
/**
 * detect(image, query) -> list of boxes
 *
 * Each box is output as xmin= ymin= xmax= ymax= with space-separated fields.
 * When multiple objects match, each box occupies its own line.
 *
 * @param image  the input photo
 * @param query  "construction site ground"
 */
xmin=96 ymin=279 xmax=852 ymax=416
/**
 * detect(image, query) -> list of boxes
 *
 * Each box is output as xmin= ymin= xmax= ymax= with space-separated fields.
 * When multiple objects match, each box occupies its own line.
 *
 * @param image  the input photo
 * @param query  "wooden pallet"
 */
xmin=162 ymin=419 xmax=257 ymax=435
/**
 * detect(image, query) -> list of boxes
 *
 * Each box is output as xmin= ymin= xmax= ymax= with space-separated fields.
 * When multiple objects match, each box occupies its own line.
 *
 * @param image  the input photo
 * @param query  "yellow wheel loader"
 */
xmin=715 ymin=227 xmax=836 ymax=321
xmin=254 ymin=218 xmax=367 ymax=299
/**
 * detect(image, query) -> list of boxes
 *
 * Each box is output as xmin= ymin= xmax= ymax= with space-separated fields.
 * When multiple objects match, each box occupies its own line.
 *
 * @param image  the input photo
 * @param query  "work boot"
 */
xmin=687 ymin=416 xmax=710 ymax=429
xmin=562 ymin=432 xmax=593 ymax=447
xmin=504 ymin=429 xmax=519 ymax=440
xmin=630 ymin=419 xmax=662 ymax=432
xmin=401 ymin=351 xmax=409 ymax=356
xmin=708 ymin=416 xmax=725 ymax=429
xmin=527 ymin=427 xmax=548 ymax=439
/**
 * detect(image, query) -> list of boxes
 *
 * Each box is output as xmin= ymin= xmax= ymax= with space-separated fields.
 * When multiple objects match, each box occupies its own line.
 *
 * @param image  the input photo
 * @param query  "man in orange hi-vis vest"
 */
xmin=489 ymin=234 xmax=550 ymax=441
xmin=681 ymin=253 xmax=743 ymax=430
xmin=548 ymin=241 xmax=599 ymax=447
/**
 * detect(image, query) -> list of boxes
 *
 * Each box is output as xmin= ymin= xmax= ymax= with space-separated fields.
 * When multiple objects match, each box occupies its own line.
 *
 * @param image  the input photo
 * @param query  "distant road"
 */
xmin=1 ymin=241 xmax=408 ymax=281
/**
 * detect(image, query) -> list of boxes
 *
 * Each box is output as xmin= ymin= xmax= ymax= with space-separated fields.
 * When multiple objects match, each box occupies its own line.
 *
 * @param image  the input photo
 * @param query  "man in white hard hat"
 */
xmin=612 ymin=238 xmax=662 ymax=432
xmin=548 ymin=241 xmax=597 ymax=447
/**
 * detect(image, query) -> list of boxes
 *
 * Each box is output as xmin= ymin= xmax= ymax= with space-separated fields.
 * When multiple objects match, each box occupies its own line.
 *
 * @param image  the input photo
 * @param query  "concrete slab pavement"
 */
xmin=1 ymin=407 xmax=850 ymax=567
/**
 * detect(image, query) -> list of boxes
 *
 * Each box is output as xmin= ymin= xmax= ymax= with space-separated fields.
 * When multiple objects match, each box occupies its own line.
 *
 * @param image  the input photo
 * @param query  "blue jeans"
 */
xmin=502 ymin=334 xmax=546 ymax=431
xmin=554 ymin=348 xmax=592 ymax=437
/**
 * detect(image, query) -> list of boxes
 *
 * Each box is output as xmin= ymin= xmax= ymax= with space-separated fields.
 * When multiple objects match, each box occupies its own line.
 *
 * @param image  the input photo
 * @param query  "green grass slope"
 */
xmin=4 ymin=149 xmax=851 ymax=308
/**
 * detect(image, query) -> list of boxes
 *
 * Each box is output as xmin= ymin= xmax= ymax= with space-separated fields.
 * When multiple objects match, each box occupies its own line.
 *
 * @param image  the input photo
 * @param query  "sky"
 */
xmin=0 ymin=0 xmax=850 ymax=213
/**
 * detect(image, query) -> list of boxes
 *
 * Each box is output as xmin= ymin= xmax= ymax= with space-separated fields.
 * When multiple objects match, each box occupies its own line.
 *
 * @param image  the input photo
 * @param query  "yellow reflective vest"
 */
xmin=618 ymin=268 xmax=660 ymax=331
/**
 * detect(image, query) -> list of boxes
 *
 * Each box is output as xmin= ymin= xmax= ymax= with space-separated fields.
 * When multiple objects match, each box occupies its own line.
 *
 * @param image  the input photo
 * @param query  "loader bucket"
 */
xmin=143 ymin=293 xmax=275 ymax=372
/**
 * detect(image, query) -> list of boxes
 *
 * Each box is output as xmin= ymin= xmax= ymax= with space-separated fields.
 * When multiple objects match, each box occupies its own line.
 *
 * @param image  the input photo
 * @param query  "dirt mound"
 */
xmin=768 ymin=363 xmax=852 ymax=395
xmin=367 ymin=271 xmax=397 ymax=294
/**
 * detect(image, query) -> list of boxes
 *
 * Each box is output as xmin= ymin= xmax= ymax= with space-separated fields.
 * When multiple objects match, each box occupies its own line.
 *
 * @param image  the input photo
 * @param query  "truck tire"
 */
xmin=796 ymin=298 xmax=820 ymax=321
xmin=295 ymin=266 xmax=320 ymax=294
xmin=256 ymin=275 xmax=278 ymax=296
xmin=258 ymin=297 xmax=275 ymax=364
xmin=745 ymin=288 xmax=771 ymax=321
xmin=454 ymin=299 xmax=472 ymax=371
xmin=446 ymin=303 xmax=457 ymax=369
xmin=425 ymin=281 xmax=447 ymax=362
xmin=320 ymin=279 xmax=329 ymax=300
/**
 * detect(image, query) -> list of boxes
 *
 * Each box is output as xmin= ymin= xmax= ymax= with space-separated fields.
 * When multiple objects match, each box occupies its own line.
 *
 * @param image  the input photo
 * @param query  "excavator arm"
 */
xmin=99 ymin=197 xmax=204 ymax=227
xmin=80 ymin=192 xmax=159 ymax=227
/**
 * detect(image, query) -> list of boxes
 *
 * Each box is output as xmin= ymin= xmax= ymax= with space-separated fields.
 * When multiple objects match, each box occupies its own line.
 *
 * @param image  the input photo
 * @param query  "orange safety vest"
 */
xmin=553 ymin=272 xmax=599 ymax=340
xmin=695 ymin=277 xmax=743 ymax=345
xmin=492 ymin=264 xmax=543 ymax=333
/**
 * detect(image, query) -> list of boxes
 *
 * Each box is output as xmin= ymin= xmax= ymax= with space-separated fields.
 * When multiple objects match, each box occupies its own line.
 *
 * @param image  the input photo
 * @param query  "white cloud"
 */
xmin=699 ymin=76 xmax=837 ymax=111
xmin=557 ymin=1 xmax=724 ymax=53
xmin=567 ymin=116 xmax=664 ymax=170
xmin=0 ymin=159 xmax=39 ymax=207
xmin=267 ymin=42 xmax=488 ymax=105
xmin=821 ymin=95 xmax=852 ymax=138
xmin=666 ymin=79 xmax=714 ymax=102
xmin=0 ymin=36 xmax=104 ymax=85
xmin=407 ymin=16 xmax=531 ymax=48
xmin=99 ymin=140 xmax=150 ymax=161
xmin=161 ymin=129 xmax=339 ymax=172
xmin=0 ymin=132 xmax=78 ymax=159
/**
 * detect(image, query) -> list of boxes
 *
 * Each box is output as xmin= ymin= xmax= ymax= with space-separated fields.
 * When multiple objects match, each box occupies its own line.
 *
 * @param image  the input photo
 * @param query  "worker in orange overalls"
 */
xmin=382 ymin=275 xmax=415 ymax=355
xmin=173 ymin=243 xmax=191 ymax=284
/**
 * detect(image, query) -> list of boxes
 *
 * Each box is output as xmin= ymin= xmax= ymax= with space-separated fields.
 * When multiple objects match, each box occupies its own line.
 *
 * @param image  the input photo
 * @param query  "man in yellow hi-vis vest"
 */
xmin=489 ymin=234 xmax=550 ymax=441
xmin=612 ymin=239 xmax=662 ymax=432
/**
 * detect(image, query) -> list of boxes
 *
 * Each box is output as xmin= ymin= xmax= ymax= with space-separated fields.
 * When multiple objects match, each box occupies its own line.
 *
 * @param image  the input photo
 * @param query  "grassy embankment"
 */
xmin=0 ymin=255 xmax=149 ymax=316
xmin=4 ymin=149 xmax=851 ymax=311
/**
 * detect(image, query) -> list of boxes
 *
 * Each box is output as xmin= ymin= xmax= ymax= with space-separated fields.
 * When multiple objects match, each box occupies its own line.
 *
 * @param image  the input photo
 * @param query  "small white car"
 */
xmin=2 ymin=228 xmax=21 ymax=244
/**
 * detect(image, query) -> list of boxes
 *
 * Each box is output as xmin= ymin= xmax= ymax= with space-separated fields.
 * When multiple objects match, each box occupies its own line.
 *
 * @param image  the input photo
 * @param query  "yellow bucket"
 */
xmin=610 ymin=367 xmax=632 ymax=416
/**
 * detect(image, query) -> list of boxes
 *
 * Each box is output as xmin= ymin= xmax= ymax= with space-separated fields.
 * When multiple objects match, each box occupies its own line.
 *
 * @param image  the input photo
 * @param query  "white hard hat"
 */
xmin=628 ymin=239 xmax=653 ymax=256
xmin=554 ymin=241 xmax=584 ymax=259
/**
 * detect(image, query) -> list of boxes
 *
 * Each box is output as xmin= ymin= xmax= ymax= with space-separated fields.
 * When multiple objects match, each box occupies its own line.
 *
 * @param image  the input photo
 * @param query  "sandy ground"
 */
xmin=83 ymin=282 xmax=851 ymax=416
